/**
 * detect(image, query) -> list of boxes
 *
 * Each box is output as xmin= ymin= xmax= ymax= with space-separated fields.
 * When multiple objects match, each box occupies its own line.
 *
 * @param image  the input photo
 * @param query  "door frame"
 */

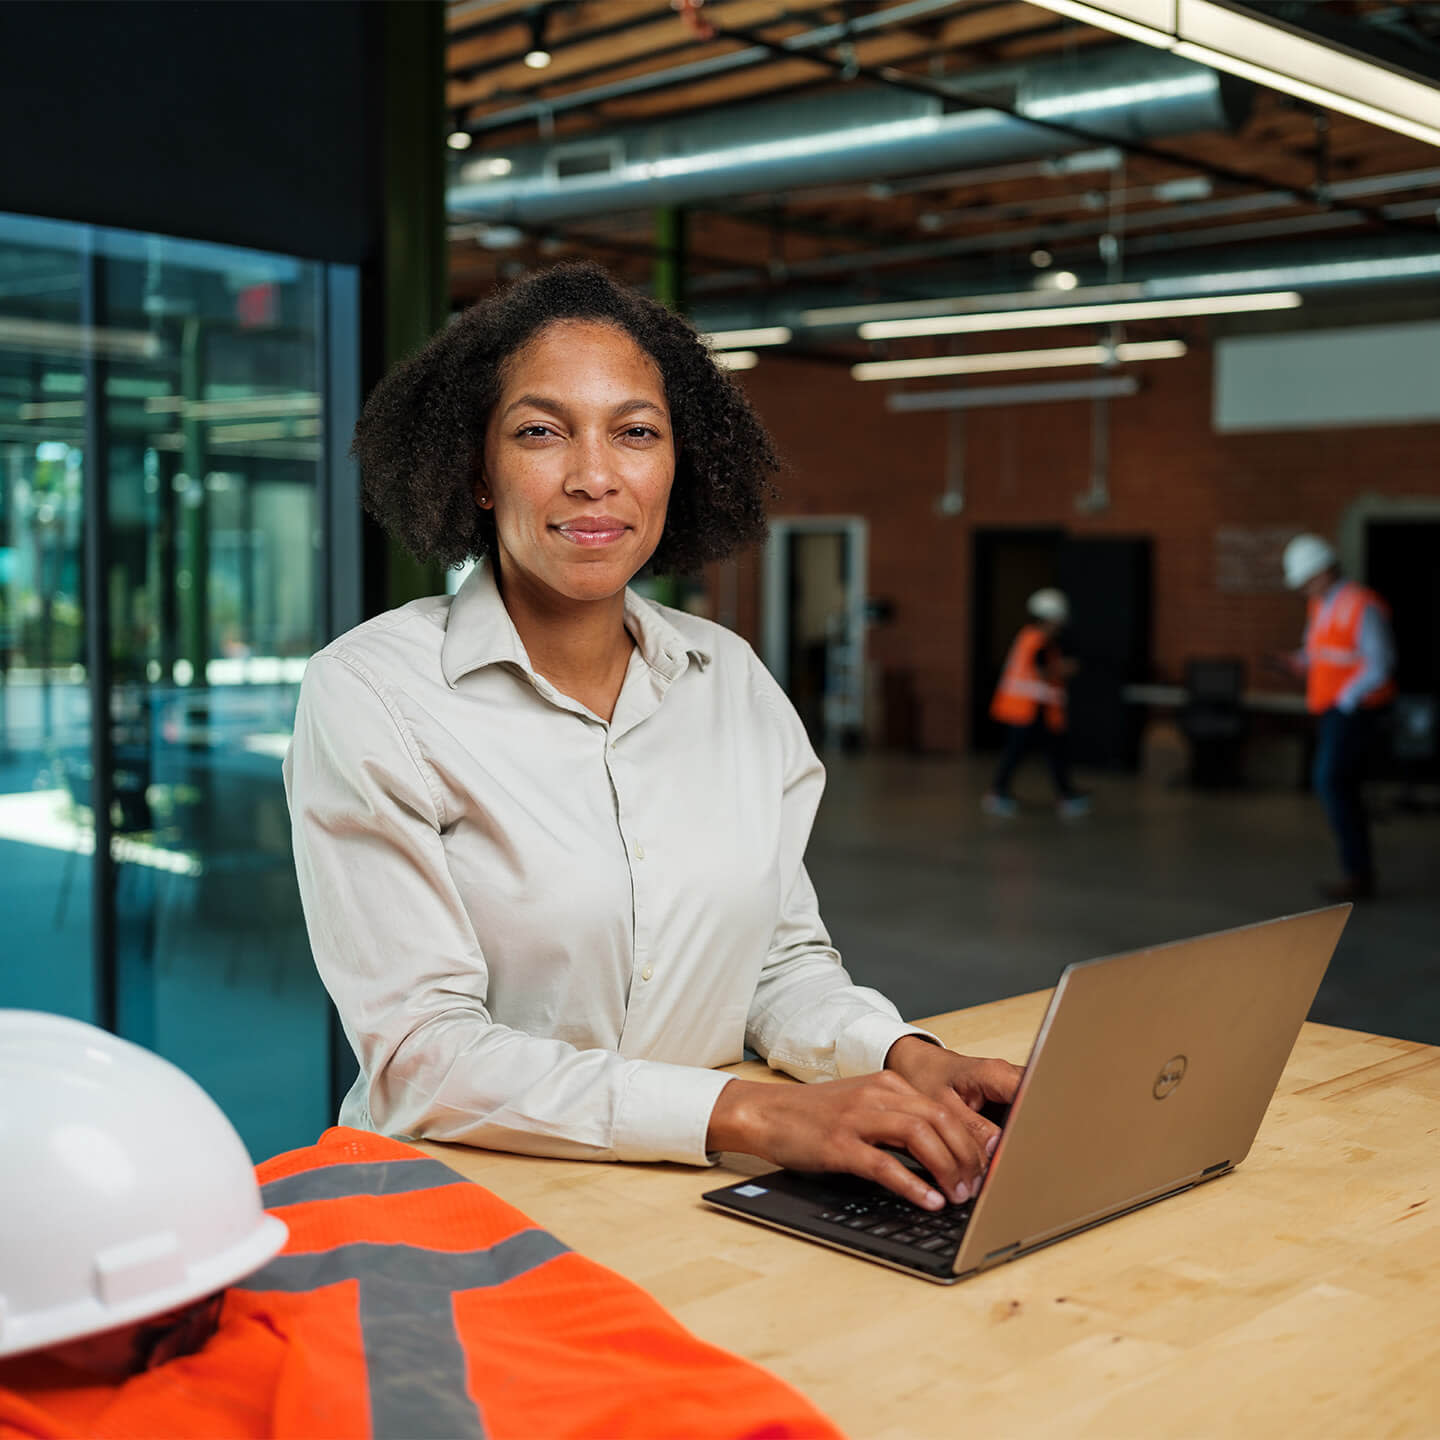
xmin=762 ymin=516 xmax=869 ymax=741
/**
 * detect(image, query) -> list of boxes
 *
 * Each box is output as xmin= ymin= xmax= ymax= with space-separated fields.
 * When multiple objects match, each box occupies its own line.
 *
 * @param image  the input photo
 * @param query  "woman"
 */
xmin=285 ymin=263 xmax=1019 ymax=1213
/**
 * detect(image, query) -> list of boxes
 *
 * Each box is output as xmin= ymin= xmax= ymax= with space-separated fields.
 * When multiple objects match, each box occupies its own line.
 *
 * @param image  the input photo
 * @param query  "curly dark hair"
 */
xmin=352 ymin=262 xmax=780 ymax=576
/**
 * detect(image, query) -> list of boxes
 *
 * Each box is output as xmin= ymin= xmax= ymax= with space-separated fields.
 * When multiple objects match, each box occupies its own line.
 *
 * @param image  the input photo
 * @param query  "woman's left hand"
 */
xmin=883 ymin=1036 xmax=1023 ymax=1161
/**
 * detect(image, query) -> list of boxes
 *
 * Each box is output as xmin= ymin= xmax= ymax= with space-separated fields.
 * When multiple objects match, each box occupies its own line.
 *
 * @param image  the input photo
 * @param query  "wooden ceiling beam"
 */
xmin=574 ymin=3 xmax=1052 ymax=124
xmin=447 ymin=0 xmax=840 ymax=110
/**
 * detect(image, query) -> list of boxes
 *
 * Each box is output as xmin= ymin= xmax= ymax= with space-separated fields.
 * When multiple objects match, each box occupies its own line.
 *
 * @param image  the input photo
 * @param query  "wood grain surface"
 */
xmin=416 ymin=992 xmax=1440 ymax=1438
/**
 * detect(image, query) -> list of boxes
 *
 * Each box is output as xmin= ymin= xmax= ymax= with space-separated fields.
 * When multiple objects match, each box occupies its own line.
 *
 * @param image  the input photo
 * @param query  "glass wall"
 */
xmin=0 ymin=213 xmax=347 ymax=1159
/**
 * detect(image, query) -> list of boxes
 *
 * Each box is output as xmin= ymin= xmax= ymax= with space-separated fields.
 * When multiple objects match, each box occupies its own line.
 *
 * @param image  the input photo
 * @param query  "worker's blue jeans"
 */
xmin=1313 ymin=707 xmax=1376 ymax=880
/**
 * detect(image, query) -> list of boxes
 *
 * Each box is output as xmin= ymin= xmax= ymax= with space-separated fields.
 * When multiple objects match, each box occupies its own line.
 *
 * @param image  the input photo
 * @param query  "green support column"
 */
xmin=383 ymin=0 xmax=449 ymax=609
xmin=653 ymin=206 xmax=689 ymax=315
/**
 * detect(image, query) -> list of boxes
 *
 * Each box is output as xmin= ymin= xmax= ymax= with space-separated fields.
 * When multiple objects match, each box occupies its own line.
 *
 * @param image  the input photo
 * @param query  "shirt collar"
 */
xmin=440 ymin=561 xmax=711 ymax=688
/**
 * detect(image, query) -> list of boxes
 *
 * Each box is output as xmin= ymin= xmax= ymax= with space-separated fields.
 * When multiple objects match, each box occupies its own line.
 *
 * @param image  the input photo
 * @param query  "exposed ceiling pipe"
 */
xmin=686 ymin=235 xmax=1440 ymax=335
xmin=447 ymin=46 xmax=1247 ymax=227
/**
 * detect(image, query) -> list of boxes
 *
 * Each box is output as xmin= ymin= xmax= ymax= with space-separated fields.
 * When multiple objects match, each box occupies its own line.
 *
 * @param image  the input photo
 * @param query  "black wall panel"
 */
xmin=0 ymin=0 xmax=382 ymax=264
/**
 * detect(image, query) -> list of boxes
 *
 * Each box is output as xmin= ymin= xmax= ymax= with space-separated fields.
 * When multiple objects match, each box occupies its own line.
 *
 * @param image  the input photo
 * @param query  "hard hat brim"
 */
xmin=0 ymin=1213 xmax=287 ymax=1359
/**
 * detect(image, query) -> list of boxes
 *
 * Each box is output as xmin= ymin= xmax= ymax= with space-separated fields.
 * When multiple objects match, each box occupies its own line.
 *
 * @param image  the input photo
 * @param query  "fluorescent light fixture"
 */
xmin=1025 ymin=0 xmax=1173 ymax=48
xmin=144 ymin=392 xmax=320 ymax=419
xmin=1052 ymin=271 xmax=1080 ymax=291
xmin=858 ymin=290 xmax=1301 ymax=339
xmin=1171 ymin=39 xmax=1440 ymax=148
xmin=852 ymin=339 xmax=1187 ymax=381
xmin=887 ymin=375 xmax=1141 ymax=411
xmin=482 ymin=156 xmax=513 ymax=177
xmin=0 ymin=317 xmax=160 ymax=360
xmin=18 ymin=401 xmax=86 ymax=421
xmin=447 ymin=131 xmax=473 ymax=151
xmin=715 ymin=350 xmax=759 ymax=371
xmin=524 ymin=49 xmax=552 ymax=69
xmin=702 ymin=326 xmax=792 ymax=350
xmin=801 ymin=283 xmax=1147 ymax=327
xmin=1028 ymin=0 xmax=1440 ymax=150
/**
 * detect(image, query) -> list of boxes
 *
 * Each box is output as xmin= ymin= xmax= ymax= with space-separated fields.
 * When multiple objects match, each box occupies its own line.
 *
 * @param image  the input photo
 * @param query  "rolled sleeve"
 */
xmin=615 ymin=1066 xmax=735 ymax=1165
xmin=833 ymin=1012 xmax=943 ymax=1079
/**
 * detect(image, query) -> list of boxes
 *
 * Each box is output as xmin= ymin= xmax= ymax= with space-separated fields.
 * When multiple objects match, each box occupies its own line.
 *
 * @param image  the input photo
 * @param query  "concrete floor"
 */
xmin=807 ymin=753 xmax=1440 ymax=1047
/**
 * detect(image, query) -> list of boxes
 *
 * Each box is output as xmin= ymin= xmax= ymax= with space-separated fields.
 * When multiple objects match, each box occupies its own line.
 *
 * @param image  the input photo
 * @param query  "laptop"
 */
xmin=704 ymin=905 xmax=1349 ymax=1284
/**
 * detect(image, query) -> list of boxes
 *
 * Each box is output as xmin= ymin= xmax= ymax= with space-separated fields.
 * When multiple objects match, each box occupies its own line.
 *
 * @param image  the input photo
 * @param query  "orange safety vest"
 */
xmin=0 ymin=1128 xmax=842 ymax=1440
xmin=990 ymin=624 xmax=1066 ymax=733
xmin=1304 ymin=581 xmax=1396 ymax=715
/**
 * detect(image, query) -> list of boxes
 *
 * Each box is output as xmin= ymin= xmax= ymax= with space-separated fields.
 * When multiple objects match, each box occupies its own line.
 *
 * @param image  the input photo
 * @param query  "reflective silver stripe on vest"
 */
xmin=1309 ymin=645 xmax=1361 ymax=665
xmin=261 ymin=1157 xmax=467 ymax=1208
xmin=1000 ymin=677 xmax=1062 ymax=703
xmin=238 ymin=1230 xmax=570 ymax=1440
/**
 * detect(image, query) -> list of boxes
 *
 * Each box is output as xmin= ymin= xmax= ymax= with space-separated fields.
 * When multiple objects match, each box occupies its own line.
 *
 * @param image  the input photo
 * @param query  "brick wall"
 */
xmin=713 ymin=344 xmax=1440 ymax=752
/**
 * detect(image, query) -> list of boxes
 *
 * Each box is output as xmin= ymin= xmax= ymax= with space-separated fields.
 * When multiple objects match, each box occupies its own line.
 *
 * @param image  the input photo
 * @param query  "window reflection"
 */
xmin=0 ymin=213 xmax=335 ymax=1158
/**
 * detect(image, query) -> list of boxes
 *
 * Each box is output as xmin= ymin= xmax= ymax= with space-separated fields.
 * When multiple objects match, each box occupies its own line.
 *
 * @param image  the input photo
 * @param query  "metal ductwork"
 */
xmin=686 ymin=236 xmax=1440 ymax=336
xmin=447 ymin=45 xmax=1249 ymax=227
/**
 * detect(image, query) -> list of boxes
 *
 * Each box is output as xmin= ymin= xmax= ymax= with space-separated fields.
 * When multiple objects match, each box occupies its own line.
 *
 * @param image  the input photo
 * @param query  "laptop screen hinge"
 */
xmin=1201 ymin=1160 xmax=1230 ymax=1177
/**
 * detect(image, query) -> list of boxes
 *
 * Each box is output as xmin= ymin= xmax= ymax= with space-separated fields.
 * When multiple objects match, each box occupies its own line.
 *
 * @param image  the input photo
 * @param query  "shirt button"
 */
xmin=641 ymin=966 xmax=654 ymax=982
xmin=633 ymin=840 xmax=645 ymax=860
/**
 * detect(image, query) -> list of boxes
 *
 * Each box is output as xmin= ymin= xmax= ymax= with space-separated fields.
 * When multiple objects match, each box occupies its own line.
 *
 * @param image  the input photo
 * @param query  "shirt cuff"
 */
xmin=612 ymin=1061 xmax=735 ymax=1165
xmin=833 ymin=1012 xmax=943 ymax=1079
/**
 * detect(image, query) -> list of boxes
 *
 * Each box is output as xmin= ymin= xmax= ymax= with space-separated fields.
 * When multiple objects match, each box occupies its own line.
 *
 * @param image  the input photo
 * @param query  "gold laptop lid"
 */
xmin=954 ymin=905 xmax=1350 ymax=1274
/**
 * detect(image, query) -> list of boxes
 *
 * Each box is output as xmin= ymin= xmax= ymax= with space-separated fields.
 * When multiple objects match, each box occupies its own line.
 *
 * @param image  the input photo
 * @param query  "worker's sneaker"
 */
xmin=981 ymin=792 xmax=1019 ymax=818
xmin=1057 ymin=794 xmax=1092 ymax=819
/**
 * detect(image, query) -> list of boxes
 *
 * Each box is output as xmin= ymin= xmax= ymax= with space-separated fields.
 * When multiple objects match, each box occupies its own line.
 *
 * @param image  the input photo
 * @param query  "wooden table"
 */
xmin=417 ymin=993 xmax=1440 ymax=1438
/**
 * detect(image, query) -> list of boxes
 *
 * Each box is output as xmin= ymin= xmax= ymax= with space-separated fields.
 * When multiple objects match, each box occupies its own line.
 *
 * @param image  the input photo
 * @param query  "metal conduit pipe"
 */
xmin=686 ymin=235 xmax=1440 ymax=336
xmin=446 ymin=45 xmax=1248 ymax=227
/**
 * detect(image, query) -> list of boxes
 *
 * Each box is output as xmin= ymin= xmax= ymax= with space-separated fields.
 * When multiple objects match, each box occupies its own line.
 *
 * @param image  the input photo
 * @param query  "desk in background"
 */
xmin=1123 ymin=683 xmax=1308 ymax=715
xmin=418 ymin=992 xmax=1440 ymax=1438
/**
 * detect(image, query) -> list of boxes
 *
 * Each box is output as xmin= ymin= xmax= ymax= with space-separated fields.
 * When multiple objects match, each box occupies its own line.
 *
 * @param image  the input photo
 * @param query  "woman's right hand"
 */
xmin=705 ymin=1071 xmax=995 ymax=1211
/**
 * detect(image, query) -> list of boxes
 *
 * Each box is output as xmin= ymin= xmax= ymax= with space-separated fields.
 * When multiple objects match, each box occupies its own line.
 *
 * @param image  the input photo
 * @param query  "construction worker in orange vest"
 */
xmin=0 ymin=1011 xmax=841 ymax=1440
xmin=1278 ymin=534 xmax=1396 ymax=902
xmin=982 ymin=588 xmax=1090 ymax=819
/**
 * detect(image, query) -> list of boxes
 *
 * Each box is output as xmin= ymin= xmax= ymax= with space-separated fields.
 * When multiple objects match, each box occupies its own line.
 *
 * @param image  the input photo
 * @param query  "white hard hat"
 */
xmin=1283 ymin=534 xmax=1337 ymax=590
xmin=0 ymin=1011 xmax=286 ymax=1359
xmin=1027 ymin=588 xmax=1070 ymax=624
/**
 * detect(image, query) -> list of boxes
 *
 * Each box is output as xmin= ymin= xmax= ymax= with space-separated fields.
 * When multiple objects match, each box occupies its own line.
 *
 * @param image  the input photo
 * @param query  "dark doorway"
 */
xmin=972 ymin=529 xmax=1152 ymax=769
xmin=971 ymin=529 xmax=1064 ymax=751
xmin=1366 ymin=521 xmax=1440 ymax=698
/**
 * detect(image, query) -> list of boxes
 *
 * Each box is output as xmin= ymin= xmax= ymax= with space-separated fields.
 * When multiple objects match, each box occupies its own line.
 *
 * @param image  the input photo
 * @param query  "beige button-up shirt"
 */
xmin=284 ymin=563 xmax=927 ymax=1166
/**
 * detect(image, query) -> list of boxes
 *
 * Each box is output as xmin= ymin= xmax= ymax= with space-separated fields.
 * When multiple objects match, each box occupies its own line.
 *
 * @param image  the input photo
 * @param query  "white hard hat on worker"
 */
xmin=1027 ymin=588 xmax=1070 ymax=625
xmin=0 ymin=1010 xmax=286 ymax=1361
xmin=1282 ymin=534 xmax=1338 ymax=591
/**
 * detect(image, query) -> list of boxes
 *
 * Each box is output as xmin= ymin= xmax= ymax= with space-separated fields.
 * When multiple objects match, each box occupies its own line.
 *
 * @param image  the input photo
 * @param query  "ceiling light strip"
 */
xmin=801 ymin=283 xmax=1148 ymax=327
xmin=858 ymin=290 xmax=1301 ymax=339
xmin=702 ymin=326 xmax=792 ymax=349
xmin=852 ymin=339 xmax=1187 ymax=380
xmin=1027 ymin=0 xmax=1440 ymax=149
xmin=1169 ymin=42 xmax=1440 ymax=149
xmin=1025 ymin=0 xmax=1173 ymax=49
xmin=886 ymin=375 xmax=1141 ymax=411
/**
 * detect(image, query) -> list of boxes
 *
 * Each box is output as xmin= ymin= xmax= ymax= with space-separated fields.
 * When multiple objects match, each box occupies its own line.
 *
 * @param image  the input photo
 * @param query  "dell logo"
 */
xmin=1153 ymin=1055 xmax=1187 ymax=1099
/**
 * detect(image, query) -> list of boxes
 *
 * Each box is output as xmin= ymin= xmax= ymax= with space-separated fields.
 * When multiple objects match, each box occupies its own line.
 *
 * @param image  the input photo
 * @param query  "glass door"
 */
xmin=0 ymin=213 xmax=350 ymax=1159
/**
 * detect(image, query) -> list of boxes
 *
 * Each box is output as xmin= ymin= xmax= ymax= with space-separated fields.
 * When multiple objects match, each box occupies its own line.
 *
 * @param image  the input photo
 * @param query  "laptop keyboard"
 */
xmin=816 ymin=1191 xmax=975 ymax=1263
